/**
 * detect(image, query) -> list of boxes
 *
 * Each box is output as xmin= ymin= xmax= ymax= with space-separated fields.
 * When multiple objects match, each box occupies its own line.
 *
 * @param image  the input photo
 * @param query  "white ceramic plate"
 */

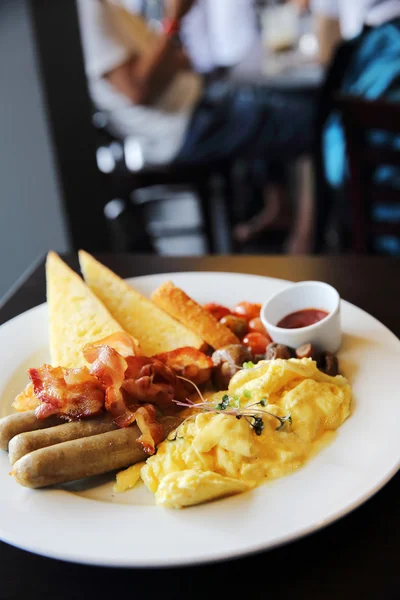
xmin=0 ymin=272 xmax=399 ymax=567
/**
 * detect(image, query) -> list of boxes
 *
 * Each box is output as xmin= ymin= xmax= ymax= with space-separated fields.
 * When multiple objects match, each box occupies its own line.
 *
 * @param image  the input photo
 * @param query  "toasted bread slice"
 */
xmin=46 ymin=252 xmax=124 ymax=368
xmin=151 ymin=281 xmax=239 ymax=350
xmin=79 ymin=251 xmax=205 ymax=356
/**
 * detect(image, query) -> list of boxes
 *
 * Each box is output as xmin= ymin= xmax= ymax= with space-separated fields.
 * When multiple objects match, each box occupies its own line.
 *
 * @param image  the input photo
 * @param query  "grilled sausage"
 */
xmin=9 ymin=415 xmax=117 ymax=465
xmin=12 ymin=416 xmax=181 ymax=489
xmin=0 ymin=411 xmax=62 ymax=451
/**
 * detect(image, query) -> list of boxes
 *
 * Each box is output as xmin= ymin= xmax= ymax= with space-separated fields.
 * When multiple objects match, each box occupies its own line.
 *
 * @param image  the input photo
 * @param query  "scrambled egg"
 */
xmin=114 ymin=462 xmax=145 ymax=493
xmin=120 ymin=359 xmax=352 ymax=508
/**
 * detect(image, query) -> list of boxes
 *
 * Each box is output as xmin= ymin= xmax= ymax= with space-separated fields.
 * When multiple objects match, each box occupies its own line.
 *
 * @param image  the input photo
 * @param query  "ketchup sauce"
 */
xmin=277 ymin=309 xmax=329 ymax=329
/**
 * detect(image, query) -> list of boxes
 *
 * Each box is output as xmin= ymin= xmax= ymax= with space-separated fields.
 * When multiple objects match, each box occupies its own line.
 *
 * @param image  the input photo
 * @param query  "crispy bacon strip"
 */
xmin=87 ymin=345 xmax=137 ymax=428
xmin=83 ymin=332 xmax=141 ymax=364
xmin=123 ymin=359 xmax=183 ymax=408
xmin=30 ymin=365 xmax=105 ymax=421
xmin=85 ymin=341 xmax=179 ymax=426
xmin=125 ymin=356 xmax=153 ymax=380
xmin=153 ymin=347 xmax=213 ymax=386
xmin=12 ymin=382 xmax=40 ymax=412
xmin=30 ymin=336 xmax=205 ymax=437
xmin=135 ymin=404 xmax=164 ymax=455
xmin=87 ymin=343 xmax=167 ymax=451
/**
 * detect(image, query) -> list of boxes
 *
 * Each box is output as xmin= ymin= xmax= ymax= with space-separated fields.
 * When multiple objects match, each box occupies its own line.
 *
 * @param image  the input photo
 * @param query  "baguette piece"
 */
xmin=79 ymin=251 xmax=205 ymax=356
xmin=151 ymin=281 xmax=239 ymax=349
xmin=46 ymin=252 xmax=124 ymax=368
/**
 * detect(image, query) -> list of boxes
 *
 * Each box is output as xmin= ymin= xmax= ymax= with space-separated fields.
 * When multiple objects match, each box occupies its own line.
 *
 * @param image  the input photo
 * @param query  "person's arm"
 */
xmin=164 ymin=0 xmax=197 ymax=22
xmin=291 ymin=0 xmax=311 ymax=11
xmin=130 ymin=35 xmax=186 ymax=104
xmin=314 ymin=13 xmax=341 ymax=65
xmin=104 ymin=0 xmax=195 ymax=105
xmin=103 ymin=38 xmax=173 ymax=105
xmin=289 ymin=0 xmax=342 ymax=65
xmin=310 ymin=0 xmax=342 ymax=65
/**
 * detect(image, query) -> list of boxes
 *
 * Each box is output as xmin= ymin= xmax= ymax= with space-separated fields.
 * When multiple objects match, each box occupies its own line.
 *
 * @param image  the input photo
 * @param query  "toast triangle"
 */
xmin=78 ymin=250 xmax=205 ymax=355
xmin=46 ymin=252 xmax=124 ymax=368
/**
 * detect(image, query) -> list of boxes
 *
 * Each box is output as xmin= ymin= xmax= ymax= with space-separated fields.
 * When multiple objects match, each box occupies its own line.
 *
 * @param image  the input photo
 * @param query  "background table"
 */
xmin=0 ymin=255 xmax=398 ymax=599
xmin=231 ymin=40 xmax=324 ymax=93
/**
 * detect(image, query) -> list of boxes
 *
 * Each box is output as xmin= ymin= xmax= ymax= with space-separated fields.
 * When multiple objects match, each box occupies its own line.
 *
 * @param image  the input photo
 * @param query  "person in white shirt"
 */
xmin=310 ymin=0 xmax=400 ymax=38
xmin=77 ymin=0 xmax=203 ymax=165
xmin=77 ymin=0 xmax=314 ymax=168
xmin=77 ymin=0 xmax=316 ymax=251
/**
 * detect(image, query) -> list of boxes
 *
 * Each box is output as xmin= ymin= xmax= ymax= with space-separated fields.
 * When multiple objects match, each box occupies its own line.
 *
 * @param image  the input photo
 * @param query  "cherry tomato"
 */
xmin=234 ymin=302 xmax=262 ymax=321
xmin=203 ymin=303 xmax=231 ymax=321
xmin=248 ymin=317 xmax=269 ymax=337
xmin=242 ymin=332 xmax=270 ymax=355
xmin=220 ymin=315 xmax=248 ymax=339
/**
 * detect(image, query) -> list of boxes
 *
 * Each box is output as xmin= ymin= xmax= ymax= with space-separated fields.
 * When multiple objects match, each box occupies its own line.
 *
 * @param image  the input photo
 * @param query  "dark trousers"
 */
xmin=174 ymin=81 xmax=316 ymax=176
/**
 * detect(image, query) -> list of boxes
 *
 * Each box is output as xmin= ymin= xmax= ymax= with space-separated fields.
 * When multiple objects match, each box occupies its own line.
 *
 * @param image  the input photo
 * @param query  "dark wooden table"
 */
xmin=0 ymin=255 xmax=399 ymax=600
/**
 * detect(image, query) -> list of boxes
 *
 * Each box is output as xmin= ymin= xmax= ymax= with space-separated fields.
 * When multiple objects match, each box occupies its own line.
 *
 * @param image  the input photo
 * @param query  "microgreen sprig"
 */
xmin=168 ymin=377 xmax=292 ymax=441
xmin=242 ymin=361 xmax=255 ymax=369
xmin=216 ymin=394 xmax=230 ymax=411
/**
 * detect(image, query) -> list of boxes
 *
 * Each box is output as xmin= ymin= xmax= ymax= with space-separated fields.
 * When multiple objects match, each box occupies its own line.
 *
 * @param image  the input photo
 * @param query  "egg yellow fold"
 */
xmin=132 ymin=358 xmax=351 ymax=508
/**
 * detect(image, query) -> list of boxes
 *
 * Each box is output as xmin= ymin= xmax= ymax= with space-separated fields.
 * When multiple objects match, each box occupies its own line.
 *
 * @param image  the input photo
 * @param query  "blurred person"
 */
xmin=77 ymin=0 xmax=201 ymax=165
xmin=295 ymin=0 xmax=400 ymax=40
xmin=293 ymin=0 xmax=400 ymax=252
xmin=311 ymin=0 xmax=400 ymax=38
xmin=77 ymin=0 xmax=315 ymax=244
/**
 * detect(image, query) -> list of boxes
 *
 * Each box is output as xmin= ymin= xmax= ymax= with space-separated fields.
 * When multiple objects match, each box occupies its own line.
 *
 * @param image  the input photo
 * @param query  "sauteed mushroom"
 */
xmin=211 ymin=345 xmax=253 ymax=390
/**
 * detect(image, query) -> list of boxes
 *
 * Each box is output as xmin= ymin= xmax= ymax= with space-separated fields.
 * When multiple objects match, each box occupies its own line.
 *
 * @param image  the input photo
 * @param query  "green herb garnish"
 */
xmin=252 ymin=416 xmax=265 ymax=436
xmin=232 ymin=395 xmax=240 ymax=408
xmin=243 ymin=361 xmax=255 ymax=369
xmin=168 ymin=377 xmax=293 ymax=441
xmin=275 ymin=413 xmax=292 ymax=432
xmin=168 ymin=434 xmax=185 ymax=442
xmin=216 ymin=394 xmax=230 ymax=411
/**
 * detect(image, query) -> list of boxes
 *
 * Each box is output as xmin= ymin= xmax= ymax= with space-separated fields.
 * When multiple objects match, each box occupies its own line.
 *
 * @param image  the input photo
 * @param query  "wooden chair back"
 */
xmin=335 ymin=94 xmax=400 ymax=252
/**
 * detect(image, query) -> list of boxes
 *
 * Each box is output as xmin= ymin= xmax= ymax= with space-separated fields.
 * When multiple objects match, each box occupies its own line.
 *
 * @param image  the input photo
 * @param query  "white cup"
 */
xmin=261 ymin=281 xmax=342 ymax=354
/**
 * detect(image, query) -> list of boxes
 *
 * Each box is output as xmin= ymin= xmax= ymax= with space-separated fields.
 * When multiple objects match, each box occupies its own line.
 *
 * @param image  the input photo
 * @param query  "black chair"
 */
xmin=313 ymin=37 xmax=360 ymax=253
xmin=335 ymin=94 xmax=400 ymax=253
xmin=93 ymin=111 xmax=237 ymax=254
xmin=28 ymin=0 xmax=118 ymax=252
xmin=28 ymin=0 xmax=236 ymax=254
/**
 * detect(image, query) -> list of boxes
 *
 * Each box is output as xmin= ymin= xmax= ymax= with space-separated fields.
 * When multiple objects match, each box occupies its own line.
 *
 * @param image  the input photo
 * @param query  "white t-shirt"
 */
xmin=181 ymin=0 xmax=259 ymax=73
xmin=76 ymin=0 xmax=203 ymax=165
xmin=311 ymin=0 xmax=400 ymax=39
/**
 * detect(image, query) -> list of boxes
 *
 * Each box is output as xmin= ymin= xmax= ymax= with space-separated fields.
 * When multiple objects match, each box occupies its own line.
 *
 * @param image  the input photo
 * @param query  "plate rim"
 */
xmin=3 ymin=269 xmax=400 ymax=355
xmin=0 ymin=270 xmax=399 ymax=568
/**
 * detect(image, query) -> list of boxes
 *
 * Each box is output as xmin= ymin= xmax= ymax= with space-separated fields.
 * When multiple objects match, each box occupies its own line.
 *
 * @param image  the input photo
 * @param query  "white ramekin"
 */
xmin=261 ymin=281 xmax=342 ymax=353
